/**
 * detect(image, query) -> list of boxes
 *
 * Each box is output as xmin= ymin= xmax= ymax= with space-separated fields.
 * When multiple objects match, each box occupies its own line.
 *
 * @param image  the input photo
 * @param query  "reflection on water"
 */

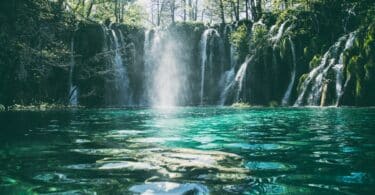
xmin=0 ymin=107 xmax=375 ymax=194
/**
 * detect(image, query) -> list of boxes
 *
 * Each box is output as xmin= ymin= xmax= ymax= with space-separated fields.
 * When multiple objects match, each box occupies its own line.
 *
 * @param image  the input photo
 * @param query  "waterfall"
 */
xmin=68 ymin=38 xmax=78 ymax=106
xmin=219 ymin=57 xmax=252 ymax=104
xmin=281 ymin=37 xmax=297 ymax=106
xmin=200 ymin=28 xmax=220 ymax=105
xmin=294 ymin=32 xmax=356 ymax=106
xmin=230 ymin=44 xmax=238 ymax=68
xmin=142 ymin=29 xmax=186 ymax=107
xmin=109 ymin=28 xmax=131 ymax=106
xmin=234 ymin=57 xmax=252 ymax=102
xmin=219 ymin=67 xmax=235 ymax=105
xmin=335 ymin=32 xmax=356 ymax=106
xmin=271 ymin=20 xmax=289 ymax=46
xmin=142 ymin=30 xmax=152 ymax=105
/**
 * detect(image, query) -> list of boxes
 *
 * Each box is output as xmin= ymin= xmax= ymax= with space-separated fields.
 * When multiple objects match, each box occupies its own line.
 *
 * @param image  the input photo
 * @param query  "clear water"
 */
xmin=1 ymin=107 xmax=375 ymax=194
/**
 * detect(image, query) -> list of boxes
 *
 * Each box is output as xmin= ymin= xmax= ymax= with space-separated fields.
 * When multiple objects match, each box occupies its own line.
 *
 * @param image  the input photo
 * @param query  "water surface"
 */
xmin=0 ymin=107 xmax=374 ymax=194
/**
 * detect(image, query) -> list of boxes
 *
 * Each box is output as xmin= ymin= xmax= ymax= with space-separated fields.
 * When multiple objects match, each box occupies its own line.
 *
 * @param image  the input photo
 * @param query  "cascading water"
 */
xmin=109 ymin=28 xmax=131 ymax=105
xmin=142 ymin=30 xmax=152 ymax=105
xmin=271 ymin=20 xmax=289 ymax=46
xmin=294 ymin=32 xmax=356 ymax=106
xmin=281 ymin=37 xmax=297 ymax=106
xmin=200 ymin=28 xmax=220 ymax=105
xmin=142 ymin=29 xmax=188 ymax=107
xmin=335 ymin=32 xmax=356 ymax=106
xmin=234 ymin=57 xmax=252 ymax=102
xmin=219 ymin=45 xmax=238 ymax=105
xmin=68 ymin=38 xmax=78 ymax=106
xmin=219 ymin=57 xmax=253 ymax=104
xmin=219 ymin=67 xmax=235 ymax=105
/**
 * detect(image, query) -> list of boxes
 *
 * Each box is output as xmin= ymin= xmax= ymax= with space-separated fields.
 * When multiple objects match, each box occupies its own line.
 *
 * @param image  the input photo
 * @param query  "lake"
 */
xmin=0 ymin=107 xmax=374 ymax=194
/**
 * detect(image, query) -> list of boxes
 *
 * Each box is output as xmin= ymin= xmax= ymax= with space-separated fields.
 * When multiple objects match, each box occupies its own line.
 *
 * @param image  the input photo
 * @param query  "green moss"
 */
xmin=230 ymin=24 xmax=250 ymax=61
xmin=231 ymin=102 xmax=251 ymax=108
xmin=356 ymin=79 xmax=363 ymax=98
xmin=297 ymin=74 xmax=309 ymax=94
xmin=269 ymin=101 xmax=279 ymax=107
xmin=364 ymin=63 xmax=375 ymax=80
xmin=7 ymin=103 xmax=84 ymax=111
xmin=0 ymin=104 xmax=5 ymax=111
xmin=309 ymin=55 xmax=321 ymax=69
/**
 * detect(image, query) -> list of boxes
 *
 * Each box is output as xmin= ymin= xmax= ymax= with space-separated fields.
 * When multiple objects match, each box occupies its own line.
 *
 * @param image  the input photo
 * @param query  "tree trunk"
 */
xmin=284 ymin=0 xmax=288 ymax=9
xmin=121 ymin=1 xmax=125 ymax=22
xmin=255 ymin=0 xmax=262 ymax=21
xmin=188 ymin=0 xmax=193 ymax=20
xmin=245 ymin=0 xmax=249 ymax=20
xmin=231 ymin=1 xmax=236 ymax=22
xmin=157 ymin=0 xmax=161 ymax=26
xmin=193 ymin=0 xmax=198 ymax=21
xmin=86 ymin=0 xmax=93 ymax=18
xmin=182 ymin=0 xmax=186 ymax=21
xmin=236 ymin=0 xmax=240 ymax=21
xmin=219 ymin=0 xmax=225 ymax=24
xmin=171 ymin=0 xmax=176 ymax=23
xmin=74 ymin=0 xmax=81 ymax=12
xmin=115 ymin=0 xmax=118 ymax=23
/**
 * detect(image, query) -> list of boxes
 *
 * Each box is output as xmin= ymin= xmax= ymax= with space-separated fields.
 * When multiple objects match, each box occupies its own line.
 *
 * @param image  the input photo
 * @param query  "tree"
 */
xmin=219 ymin=0 xmax=225 ymax=24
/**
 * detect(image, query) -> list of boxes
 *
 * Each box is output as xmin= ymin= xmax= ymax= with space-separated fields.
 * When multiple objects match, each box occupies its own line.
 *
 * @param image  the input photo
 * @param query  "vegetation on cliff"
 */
xmin=0 ymin=0 xmax=374 ymax=108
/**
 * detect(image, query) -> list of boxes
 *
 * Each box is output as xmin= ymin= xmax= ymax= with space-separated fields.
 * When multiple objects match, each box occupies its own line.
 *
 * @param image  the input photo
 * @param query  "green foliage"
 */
xmin=0 ymin=0 xmax=77 ymax=106
xmin=251 ymin=24 xmax=268 ymax=49
xmin=230 ymin=24 xmax=249 ymax=59
xmin=297 ymin=74 xmax=309 ymax=94
xmin=269 ymin=101 xmax=279 ymax=107
xmin=123 ymin=4 xmax=146 ymax=27
xmin=343 ymin=22 xmax=375 ymax=105
xmin=309 ymin=55 xmax=321 ymax=69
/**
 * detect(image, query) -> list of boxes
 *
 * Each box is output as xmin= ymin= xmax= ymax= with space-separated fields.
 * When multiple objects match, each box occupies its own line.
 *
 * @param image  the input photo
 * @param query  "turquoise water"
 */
xmin=0 ymin=107 xmax=375 ymax=194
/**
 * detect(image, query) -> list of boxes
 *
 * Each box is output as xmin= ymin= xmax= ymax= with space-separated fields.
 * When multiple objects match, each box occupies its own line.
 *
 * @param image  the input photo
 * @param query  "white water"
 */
xmin=129 ymin=182 xmax=209 ymax=194
xmin=271 ymin=20 xmax=289 ymax=46
xmin=219 ymin=67 xmax=236 ymax=105
xmin=281 ymin=37 xmax=297 ymax=105
xmin=200 ymin=29 xmax=220 ymax=105
xmin=143 ymin=29 xmax=187 ymax=107
xmin=142 ymin=30 xmax=153 ymax=105
xmin=219 ymin=57 xmax=252 ymax=104
xmin=110 ymin=29 xmax=130 ymax=105
xmin=234 ymin=57 xmax=252 ymax=102
xmin=335 ymin=32 xmax=356 ymax=105
xmin=294 ymin=32 xmax=356 ymax=106
xmin=68 ymin=39 xmax=78 ymax=106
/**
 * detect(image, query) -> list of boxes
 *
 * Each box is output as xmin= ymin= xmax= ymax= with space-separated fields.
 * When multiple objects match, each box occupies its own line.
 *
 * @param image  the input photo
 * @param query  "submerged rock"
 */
xmin=129 ymin=182 xmax=209 ymax=195
xmin=98 ymin=161 xmax=158 ymax=171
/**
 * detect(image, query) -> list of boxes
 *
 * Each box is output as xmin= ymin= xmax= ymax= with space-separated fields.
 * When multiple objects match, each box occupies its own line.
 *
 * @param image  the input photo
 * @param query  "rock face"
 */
xmin=73 ymin=22 xmax=145 ymax=107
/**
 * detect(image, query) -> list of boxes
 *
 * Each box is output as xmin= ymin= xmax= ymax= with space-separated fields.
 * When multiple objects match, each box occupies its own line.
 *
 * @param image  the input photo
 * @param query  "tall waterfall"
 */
xmin=281 ymin=37 xmax=297 ymax=106
xmin=335 ymin=32 xmax=356 ymax=106
xmin=219 ymin=44 xmax=237 ymax=105
xmin=68 ymin=38 xmax=78 ymax=106
xmin=109 ymin=28 xmax=131 ymax=106
xmin=142 ymin=29 xmax=187 ymax=107
xmin=294 ymin=32 xmax=356 ymax=106
xmin=200 ymin=29 xmax=220 ymax=105
xmin=142 ymin=30 xmax=153 ymax=105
